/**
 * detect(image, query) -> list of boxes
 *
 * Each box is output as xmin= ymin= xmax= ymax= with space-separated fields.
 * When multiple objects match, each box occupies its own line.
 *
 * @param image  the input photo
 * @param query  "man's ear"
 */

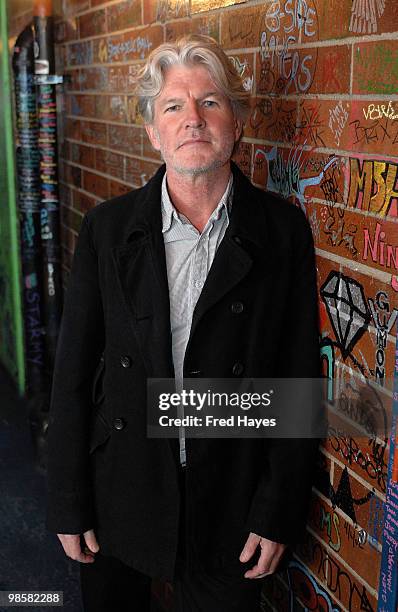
xmin=234 ymin=117 xmax=244 ymax=142
xmin=145 ymin=124 xmax=161 ymax=151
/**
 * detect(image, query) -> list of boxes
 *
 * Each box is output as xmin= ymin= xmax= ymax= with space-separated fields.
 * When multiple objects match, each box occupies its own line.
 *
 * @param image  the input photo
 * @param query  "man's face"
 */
xmin=145 ymin=64 xmax=243 ymax=176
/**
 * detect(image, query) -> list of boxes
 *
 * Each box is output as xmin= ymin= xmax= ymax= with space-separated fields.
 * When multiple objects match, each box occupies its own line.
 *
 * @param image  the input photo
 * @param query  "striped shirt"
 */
xmin=161 ymin=172 xmax=234 ymax=466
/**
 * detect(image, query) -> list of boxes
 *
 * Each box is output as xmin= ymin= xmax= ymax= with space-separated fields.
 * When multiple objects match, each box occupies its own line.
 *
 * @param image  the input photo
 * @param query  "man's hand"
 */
xmin=57 ymin=529 xmax=99 ymax=563
xmin=239 ymin=532 xmax=286 ymax=578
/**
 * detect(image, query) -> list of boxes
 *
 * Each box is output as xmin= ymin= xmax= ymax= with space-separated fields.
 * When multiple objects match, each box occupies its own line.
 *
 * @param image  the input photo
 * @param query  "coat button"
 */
xmin=113 ymin=417 xmax=125 ymax=430
xmin=233 ymin=235 xmax=242 ymax=245
xmin=231 ymin=301 xmax=244 ymax=314
xmin=232 ymin=362 xmax=244 ymax=376
xmin=188 ymin=370 xmax=202 ymax=377
xmin=120 ymin=355 xmax=132 ymax=368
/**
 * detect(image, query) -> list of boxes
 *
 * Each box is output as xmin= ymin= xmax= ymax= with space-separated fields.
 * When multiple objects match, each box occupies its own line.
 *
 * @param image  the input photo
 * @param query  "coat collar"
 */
xmin=111 ymin=162 xmax=270 ymax=377
xmin=123 ymin=162 xmax=268 ymax=250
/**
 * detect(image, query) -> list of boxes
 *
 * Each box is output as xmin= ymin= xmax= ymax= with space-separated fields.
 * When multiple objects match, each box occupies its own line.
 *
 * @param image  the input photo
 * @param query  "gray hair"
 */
xmin=135 ymin=34 xmax=251 ymax=124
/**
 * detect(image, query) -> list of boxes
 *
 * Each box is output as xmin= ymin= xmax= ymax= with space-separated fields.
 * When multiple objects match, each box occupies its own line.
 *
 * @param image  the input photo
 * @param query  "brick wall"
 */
xmin=48 ymin=0 xmax=398 ymax=609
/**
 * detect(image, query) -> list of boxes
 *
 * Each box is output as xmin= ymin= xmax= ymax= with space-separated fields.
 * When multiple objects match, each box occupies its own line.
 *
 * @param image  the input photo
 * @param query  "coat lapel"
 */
xmin=188 ymin=163 xmax=271 ymax=344
xmin=111 ymin=162 xmax=271 ymax=377
xmin=111 ymin=166 xmax=174 ymax=378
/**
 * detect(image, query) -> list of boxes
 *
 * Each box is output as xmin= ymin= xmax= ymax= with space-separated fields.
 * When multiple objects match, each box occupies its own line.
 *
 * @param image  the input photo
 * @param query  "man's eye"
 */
xmin=165 ymin=105 xmax=180 ymax=112
xmin=203 ymin=100 xmax=217 ymax=107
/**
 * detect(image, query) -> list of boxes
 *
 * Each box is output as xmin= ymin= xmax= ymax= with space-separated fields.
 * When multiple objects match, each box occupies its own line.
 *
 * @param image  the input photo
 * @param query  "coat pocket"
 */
xmin=89 ymin=408 xmax=111 ymax=455
xmin=91 ymin=351 xmax=105 ymax=406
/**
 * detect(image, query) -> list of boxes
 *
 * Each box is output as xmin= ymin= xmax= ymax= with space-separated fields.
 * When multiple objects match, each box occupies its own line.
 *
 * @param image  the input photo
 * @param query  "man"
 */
xmin=46 ymin=35 xmax=320 ymax=611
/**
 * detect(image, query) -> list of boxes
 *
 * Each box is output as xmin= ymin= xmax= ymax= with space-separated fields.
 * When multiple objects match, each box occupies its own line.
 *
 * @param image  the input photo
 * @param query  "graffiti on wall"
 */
xmin=348 ymin=158 xmax=398 ymax=217
xmin=296 ymin=532 xmax=377 ymax=611
xmin=255 ymin=146 xmax=337 ymax=211
xmin=288 ymin=560 xmax=341 ymax=611
xmin=349 ymin=0 xmax=386 ymax=34
xmin=258 ymin=0 xmax=318 ymax=95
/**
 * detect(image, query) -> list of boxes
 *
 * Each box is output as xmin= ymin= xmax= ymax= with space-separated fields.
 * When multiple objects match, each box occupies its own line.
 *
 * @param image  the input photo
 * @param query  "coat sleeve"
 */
xmin=45 ymin=212 xmax=105 ymax=534
xmin=244 ymin=207 xmax=321 ymax=546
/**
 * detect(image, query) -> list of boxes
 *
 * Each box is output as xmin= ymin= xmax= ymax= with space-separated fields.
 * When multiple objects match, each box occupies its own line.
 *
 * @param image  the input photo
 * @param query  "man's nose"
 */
xmin=185 ymin=101 xmax=205 ymax=128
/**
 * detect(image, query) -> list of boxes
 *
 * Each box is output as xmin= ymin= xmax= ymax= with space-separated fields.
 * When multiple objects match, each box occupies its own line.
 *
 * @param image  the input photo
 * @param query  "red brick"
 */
xmin=109 ymin=124 xmax=142 ymax=155
xmin=66 ymin=164 xmax=82 ymax=188
xmin=78 ymin=8 xmax=106 ymax=39
xmin=221 ymin=6 xmax=263 ymax=51
xmin=70 ymin=142 xmax=95 ymax=167
xmin=165 ymin=15 xmax=220 ymax=42
xmin=80 ymin=120 xmax=107 ymax=146
xmin=191 ymin=0 xmax=242 ymax=13
xmin=59 ymin=183 xmax=72 ymax=208
xmin=60 ymin=140 xmax=71 ymax=162
xmin=64 ymin=68 xmax=81 ymax=92
xmin=108 ymin=95 xmax=128 ymax=123
xmin=143 ymin=134 xmax=162 ymax=161
xmin=295 ymin=99 xmax=350 ymax=150
xmin=143 ymin=0 xmax=189 ymax=25
xmin=232 ymin=142 xmax=252 ymax=180
xmin=83 ymin=170 xmax=109 ymax=200
xmin=324 ymin=417 xmax=391 ymax=497
xmin=107 ymin=0 xmax=142 ymax=32
xmin=333 ymin=464 xmax=382 ymax=539
xmin=353 ymin=41 xmax=398 ymax=96
xmin=344 ymin=1 xmax=398 ymax=38
xmin=308 ymin=494 xmax=381 ymax=589
xmin=348 ymin=100 xmax=398 ymax=157
xmin=92 ymin=95 xmax=110 ymax=121
xmin=67 ymin=41 xmax=93 ymax=66
xmin=65 ymin=117 xmax=81 ymax=141
xmin=93 ymin=26 xmax=163 ymax=63
xmin=311 ymin=45 xmax=351 ymax=95
xmin=346 ymin=156 xmax=398 ymax=217
xmin=60 ymin=202 xmax=84 ymax=234
xmin=55 ymin=18 xmax=78 ymax=43
xmin=69 ymin=94 xmax=96 ymax=118
xmin=109 ymin=179 xmax=133 ymax=198
xmin=316 ymin=0 xmax=352 ymax=40
xmin=317 ymin=1 xmax=398 ymax=40
xmin=95 ymin=149 xmax=126 ymax=180
xmin=125 ymin=157 xmax=161 ymax=188
xmin=227 ymin=52 xmax=254 ymax=95
xmin=108 ymin=64 xmax=142 ymax=93
xmin=64 ymin=0 xmax=89 ymax=13
xmin=300 ymin=154 xmax=347 ymax=206
xmin=252 ymin=144 xmax=273 ymax=188
xmin=78 ymin=66 xmax=108 ymax=91
xmin=127 ymin=96 xmax=144 ymax=125
xmin=245 ymin=97 xmax=298 ymax=142
xmin=295 ymin=530 xmax=378 ymax=611
xmin=73 ymin=190 xmax=96 ymax=214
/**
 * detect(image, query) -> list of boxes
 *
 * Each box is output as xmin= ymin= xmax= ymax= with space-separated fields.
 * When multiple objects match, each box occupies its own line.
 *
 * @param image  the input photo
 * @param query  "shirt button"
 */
xmin=231 ymin=301 xmax=244 ymax=314
xmin=194 ymin=280 xmax=203 ymax=289
xmin=232 ymin=362 xmax=244 ymax=376
xmin=113 ymin=417 xmax=126 ymax=430
xmin=120 ymin=355 xmax=132 ymax=368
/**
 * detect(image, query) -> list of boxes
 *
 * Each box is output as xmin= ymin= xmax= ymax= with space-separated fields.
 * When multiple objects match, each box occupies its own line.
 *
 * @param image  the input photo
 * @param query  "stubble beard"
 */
xmin=163 ymin=137 xmax=235 ymax=177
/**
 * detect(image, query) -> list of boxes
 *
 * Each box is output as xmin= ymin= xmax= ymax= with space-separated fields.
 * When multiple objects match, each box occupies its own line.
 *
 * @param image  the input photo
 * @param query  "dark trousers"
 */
xmin=80 ymin=465 xmax=263 ymax=611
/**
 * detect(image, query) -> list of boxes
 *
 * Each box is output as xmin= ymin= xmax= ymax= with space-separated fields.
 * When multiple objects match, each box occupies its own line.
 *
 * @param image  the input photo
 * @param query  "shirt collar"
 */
xmin=161 ymin=172 xmax=233 ymax=234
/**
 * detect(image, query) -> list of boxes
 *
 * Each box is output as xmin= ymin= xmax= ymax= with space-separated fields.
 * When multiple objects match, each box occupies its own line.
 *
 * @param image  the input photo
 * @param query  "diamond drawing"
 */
xmin=320 ymin=272 xmax=371 ymax=359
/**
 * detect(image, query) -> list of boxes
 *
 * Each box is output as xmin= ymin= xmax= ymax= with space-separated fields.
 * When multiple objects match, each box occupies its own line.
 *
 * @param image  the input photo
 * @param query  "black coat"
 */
xmin=46 ymin=162 xmax=320 ymax=581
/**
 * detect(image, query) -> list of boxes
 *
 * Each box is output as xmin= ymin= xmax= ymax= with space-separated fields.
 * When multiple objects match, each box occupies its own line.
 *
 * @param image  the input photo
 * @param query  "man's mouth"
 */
xmin=178 ymin=139 xmax=210 ymax=147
